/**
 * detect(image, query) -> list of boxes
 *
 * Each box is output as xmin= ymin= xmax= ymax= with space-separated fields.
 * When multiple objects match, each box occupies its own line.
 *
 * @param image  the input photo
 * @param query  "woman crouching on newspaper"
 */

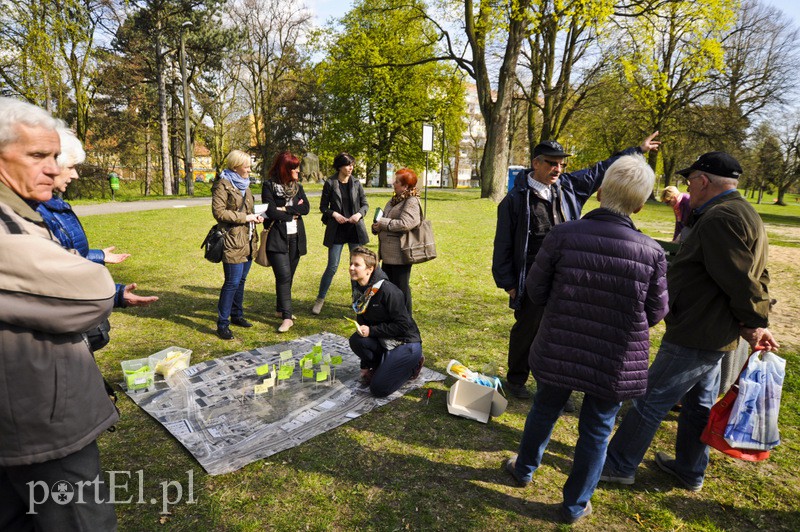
xmin=348 ymin=246 xmax=424 ymax=397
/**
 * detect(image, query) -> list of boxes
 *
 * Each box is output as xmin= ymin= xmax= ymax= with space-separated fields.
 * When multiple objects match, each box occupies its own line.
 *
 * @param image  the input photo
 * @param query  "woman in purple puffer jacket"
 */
xmin=503 ymin=155 xmax=668 ymax=525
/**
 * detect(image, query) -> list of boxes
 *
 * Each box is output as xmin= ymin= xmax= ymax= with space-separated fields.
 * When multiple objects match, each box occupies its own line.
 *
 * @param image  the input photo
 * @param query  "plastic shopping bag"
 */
xmin=723 ymin=351 xmax=785 ymax=451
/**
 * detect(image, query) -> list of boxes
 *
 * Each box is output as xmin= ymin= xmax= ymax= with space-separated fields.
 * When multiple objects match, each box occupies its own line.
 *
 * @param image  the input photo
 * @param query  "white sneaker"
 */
xmin=277 ymin=319 xmax=294 ymax=333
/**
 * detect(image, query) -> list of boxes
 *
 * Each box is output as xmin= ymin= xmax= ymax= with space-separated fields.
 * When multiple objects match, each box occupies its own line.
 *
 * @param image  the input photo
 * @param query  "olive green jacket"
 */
xmin=211 ymin=178 xmax=258 ymax=264
xmin=663 ymin=191 xmax=770 ymax=352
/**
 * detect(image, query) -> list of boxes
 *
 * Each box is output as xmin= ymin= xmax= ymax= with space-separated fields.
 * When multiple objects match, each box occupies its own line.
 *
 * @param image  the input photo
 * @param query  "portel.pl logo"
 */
xmin=27 ymin=470 xmax=197 ymax=515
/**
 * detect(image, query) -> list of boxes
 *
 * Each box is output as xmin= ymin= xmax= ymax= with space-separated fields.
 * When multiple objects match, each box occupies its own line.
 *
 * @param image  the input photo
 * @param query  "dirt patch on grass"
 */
xmin=766 ymin=245 xmax=800 ymax=349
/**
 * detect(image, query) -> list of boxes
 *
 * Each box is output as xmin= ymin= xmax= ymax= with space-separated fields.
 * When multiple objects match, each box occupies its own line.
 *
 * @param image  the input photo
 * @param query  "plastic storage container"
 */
xmin=148 ymin=347 xmax=192 ymax=379
xmin=121 ymin=358 xmax=155 ymax=390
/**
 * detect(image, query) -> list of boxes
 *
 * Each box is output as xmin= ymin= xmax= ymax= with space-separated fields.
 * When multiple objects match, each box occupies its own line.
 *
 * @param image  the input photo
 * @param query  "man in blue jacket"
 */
xmin=492 ymin=132 xmax=660 ymax=399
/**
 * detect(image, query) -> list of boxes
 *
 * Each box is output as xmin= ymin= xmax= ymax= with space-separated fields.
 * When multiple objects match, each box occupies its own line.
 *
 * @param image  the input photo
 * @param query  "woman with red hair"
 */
xmin=261 ymin=151 xmax=310 ymax=332
xmin=371 ymin=168 xmax=422 ymax=314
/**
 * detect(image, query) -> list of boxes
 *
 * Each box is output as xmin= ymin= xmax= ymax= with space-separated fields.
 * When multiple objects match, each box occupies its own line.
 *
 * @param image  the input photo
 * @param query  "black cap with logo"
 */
xmin=676 ymin=152 xmax=742 ymax=179
xmin=533 ymin=140 xmax=572 ymax=158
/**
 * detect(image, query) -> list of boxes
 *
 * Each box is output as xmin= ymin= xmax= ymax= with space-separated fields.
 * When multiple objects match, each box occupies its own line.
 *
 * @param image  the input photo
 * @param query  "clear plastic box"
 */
xmin=148 ymin=347 xmax=192 ymax=379
xmin=121 ymin=358 xmax=154 ymax=390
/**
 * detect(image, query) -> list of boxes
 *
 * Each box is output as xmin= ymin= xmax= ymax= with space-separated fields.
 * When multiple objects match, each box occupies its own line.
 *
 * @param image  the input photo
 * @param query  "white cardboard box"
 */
xmin=446 ymin=379 xmax=508 ymax=423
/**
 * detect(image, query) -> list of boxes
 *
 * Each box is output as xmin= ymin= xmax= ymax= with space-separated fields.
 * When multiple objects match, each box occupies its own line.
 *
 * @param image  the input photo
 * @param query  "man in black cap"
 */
xmin=492 ymin=132 xmax=661 ymax=399
xmin=601 ymin=151 xmax=778 ymax=492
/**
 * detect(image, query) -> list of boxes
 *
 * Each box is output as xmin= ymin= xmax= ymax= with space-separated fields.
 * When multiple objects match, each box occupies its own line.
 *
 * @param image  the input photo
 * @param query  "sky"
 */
xmin=763 ymin=0 xmax=800 ymax=25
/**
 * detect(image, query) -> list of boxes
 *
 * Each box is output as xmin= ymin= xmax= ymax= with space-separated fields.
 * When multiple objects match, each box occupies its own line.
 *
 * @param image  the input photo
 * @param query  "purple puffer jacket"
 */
xmin=526 ymin=208 xmax=668 ymax=402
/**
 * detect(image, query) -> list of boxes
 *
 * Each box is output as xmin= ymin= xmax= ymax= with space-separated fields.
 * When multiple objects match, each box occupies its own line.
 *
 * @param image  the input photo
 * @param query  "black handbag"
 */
xmin=202 ymin=188 xmax=247 ymax=263
xmin=201 ymin=224 xmax=226 ymax=263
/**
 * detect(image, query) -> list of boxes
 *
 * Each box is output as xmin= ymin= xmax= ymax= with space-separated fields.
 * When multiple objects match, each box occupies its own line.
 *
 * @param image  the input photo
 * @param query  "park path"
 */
xmin=73 ymin=188 xmax=396 ymax=216
xmin=73 ymin=197 xmax=212 ymax=216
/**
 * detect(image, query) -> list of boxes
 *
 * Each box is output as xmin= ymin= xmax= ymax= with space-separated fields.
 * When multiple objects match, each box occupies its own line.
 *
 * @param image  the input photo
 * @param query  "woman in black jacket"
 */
xmin=312 ymin=152 xmax=369 ymax=315
xmin=261 ymin=151 xmax=310 ymax=333
xmin=348 ymin=246 xmax=424 ymax=397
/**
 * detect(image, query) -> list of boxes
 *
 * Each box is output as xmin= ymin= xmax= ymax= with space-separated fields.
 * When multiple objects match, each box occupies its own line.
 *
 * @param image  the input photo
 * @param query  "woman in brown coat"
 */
xmin=212 ymin=150 xmax=263 ymax=340
xmin=371 ymin=168 xmax=422 ymax=314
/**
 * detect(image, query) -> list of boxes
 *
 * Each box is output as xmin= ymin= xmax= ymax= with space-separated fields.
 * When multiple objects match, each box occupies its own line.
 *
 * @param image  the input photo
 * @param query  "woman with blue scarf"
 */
xmin=212 ymin=150 xmax=263 ymax=340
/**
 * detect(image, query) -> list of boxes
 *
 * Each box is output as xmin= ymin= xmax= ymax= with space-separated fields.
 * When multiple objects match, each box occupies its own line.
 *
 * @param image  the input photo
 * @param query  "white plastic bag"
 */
xmin=723 ymin=351 xmax=785 ymax=451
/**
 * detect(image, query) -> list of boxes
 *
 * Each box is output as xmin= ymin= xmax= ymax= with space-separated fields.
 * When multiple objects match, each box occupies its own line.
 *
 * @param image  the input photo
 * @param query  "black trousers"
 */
xmin=381 ymin=263 xmax=412 ymax=314
xmin=0 ymin=441 xmax=116 ymax=531
xmin=506 ymin=292 xmax=545 ymax=386
xmin=267 ymin=234 xmax=300 ymax=319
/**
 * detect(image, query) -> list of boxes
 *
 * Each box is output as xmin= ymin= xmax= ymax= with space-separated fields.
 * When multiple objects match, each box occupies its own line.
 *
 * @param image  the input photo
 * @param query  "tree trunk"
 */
xmin=469 ymin=0 xmax=531 ymax=202
xmin=171 ymin=89 xmax=181 ymax=195
xmin=155 ymin=31 xmax=173 ymax=196
xmin=379 ymin=160 xmax=388 ymax=188
xmin=145 ymin=127 xmax=152 ymax=196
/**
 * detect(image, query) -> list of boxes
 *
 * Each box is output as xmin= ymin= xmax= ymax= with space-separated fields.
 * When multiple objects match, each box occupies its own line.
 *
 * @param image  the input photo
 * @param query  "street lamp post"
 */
xmin=180 ymin=21 xmax=194 ymax=196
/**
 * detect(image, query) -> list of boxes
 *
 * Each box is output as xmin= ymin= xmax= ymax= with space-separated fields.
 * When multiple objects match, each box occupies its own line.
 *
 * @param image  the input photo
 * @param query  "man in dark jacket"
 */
xmin=601 ymin=152 xmax=778 ymax=492
xmin=502 ymin=154 xmax=668 ymax=524
xmin=492 ymin=132 xmax=661 ymax=399
xmin=0 ymin=98 xmax=118 ymax=530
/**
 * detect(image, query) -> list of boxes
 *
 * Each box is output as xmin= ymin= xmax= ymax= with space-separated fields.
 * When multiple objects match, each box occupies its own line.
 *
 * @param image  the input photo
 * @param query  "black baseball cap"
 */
xmin=533 ymin=140 xmax=572 ymax=158
xmin=676 ymin=152 xmax=742 ymax=179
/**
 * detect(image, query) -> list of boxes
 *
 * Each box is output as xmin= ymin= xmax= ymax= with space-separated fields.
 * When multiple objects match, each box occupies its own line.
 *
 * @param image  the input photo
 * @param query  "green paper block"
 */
xmin=331 ymin=355 xmax=343 ymax=366
xmin=302 ymin=367 xmax=314 ymax=379
xmin=312 ymin=352 xmax=323 ymax=364
xmin=278 ymin=367 xmax=292 ymax=380
xmin=280 ymin=350 xmax=293 ymax=362
xmin=315 ymin=371 xmax=328 ymax=382
xmin=311 ymin=343 xmax=322 ymax=356
xmin=256 ymin=363 xmax=271 ymax=376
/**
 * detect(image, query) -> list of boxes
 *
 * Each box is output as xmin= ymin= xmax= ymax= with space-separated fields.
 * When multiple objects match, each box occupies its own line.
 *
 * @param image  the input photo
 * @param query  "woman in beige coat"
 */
xmin=371 ymin=168 xmax=422 ymax=314
xmin=212 ymin=150 xmax=264 ymax=340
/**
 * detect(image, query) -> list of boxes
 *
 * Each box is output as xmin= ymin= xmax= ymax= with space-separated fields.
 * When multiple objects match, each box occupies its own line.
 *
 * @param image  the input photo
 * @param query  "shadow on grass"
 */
xmin=287 ymin=432 xmax=564 ymax=529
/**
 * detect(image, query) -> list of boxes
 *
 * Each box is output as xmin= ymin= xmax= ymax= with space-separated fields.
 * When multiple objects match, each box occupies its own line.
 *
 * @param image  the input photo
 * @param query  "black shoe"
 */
xmin=504 ymin=380 xmax=531 ymax=399
xmin=216 ymin=326 xmax=234 ymax=340
xmin=655 ymin=452 xmax=703 ymax=492
xmin=560 ymin=501 xmax=592 ymax=524
xmin=504 ymin=454 xmax=530 ymax=487
xmin=231 ymin=316 xmax=253 ymax=328
xmin=411 ymin=355 xmax=425 ymax=380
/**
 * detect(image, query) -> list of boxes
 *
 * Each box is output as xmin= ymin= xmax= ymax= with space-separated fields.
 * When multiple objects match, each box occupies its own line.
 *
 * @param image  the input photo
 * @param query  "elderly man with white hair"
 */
xmin=0 ymin=97 xmax=118 ymax=530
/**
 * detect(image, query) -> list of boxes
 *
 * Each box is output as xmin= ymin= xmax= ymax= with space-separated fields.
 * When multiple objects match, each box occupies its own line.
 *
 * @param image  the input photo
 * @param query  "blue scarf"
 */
xmin=221 ymin=169 xmax=250 ymax=196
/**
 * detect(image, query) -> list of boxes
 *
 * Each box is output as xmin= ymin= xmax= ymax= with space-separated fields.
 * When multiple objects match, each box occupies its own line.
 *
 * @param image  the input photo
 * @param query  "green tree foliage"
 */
xmin=519 ymin=0 xmax=614 ymax=151
xmin=614 ymin=0 xmax=738 ymax=176
xmin=112 ymin=0 xmax=232 ymax=195
xmin=0 ymin=0 xmax=62 ymax=106
xmin=316 ymin=0 xmax=466 ymax=186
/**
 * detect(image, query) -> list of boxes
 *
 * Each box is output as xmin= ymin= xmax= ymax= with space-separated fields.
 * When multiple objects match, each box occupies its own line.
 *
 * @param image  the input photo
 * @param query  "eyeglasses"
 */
xmin=541 ymin=159 xmax=568 ymax=169
xmin=682 ymin=173 xmax=710 ymax=185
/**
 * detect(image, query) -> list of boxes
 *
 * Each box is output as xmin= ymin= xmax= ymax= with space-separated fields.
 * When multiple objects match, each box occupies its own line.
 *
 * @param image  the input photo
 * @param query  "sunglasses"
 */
xmin=541 ymin=159 xmax=568 ymax=169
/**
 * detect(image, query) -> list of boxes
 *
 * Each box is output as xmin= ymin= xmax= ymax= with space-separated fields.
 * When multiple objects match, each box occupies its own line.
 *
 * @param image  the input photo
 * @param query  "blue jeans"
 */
xmin=514 ymin=382 xmax=621 ymax=519
xmin=605 ymin=341 xmax=726 ymax=487
xmin=349 ymin=335 xmax=423 ymax=398
xmin=317 ymin=242 xmax=358 ymax=300
xmin=217 ymin=260 xmax=252 ymax=327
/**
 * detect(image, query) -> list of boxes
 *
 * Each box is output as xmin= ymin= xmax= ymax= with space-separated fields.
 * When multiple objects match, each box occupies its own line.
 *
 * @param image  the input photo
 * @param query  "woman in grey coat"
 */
xmin=312 ymin=152 xmax=369 ymax=315
xmin=371 ymin=168 xmax=422 ymax=314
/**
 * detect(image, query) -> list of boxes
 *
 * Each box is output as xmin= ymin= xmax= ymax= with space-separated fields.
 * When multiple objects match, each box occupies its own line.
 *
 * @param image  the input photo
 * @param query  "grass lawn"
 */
xmin=81 ymin=188 xmax=800 ymax=531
